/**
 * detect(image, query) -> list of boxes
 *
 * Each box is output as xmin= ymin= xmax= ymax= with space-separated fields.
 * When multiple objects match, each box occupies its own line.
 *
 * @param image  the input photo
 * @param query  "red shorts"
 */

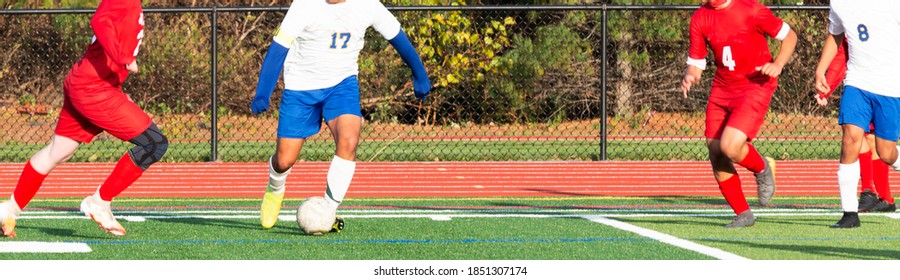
xmin=704 ymin=85 xmax=774 ymax=140
xmin=54 ymin=84 xmax=152 ymax=143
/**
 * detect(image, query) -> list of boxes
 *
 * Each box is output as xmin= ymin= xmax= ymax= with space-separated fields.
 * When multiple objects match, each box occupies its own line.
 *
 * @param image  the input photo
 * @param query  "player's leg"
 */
xmin=260 ymin=88 xmax=323 ymax=229
xmin=260 ymin=137 xmax=304 ymax=229
xmin=832 ymin=85 xmax=873 ymax=228
xmin=321 ymin=76 xmax=363 ymax=212
xmin=73 ymin=89 xmax=166 ymax=236
xmin=708 ymin=139 xmax=754 ymax=228
xmin=324 ymin=114 xmax=361 ymax=211
xmin=859 ymin=134 xmax=897 ymax=212
xmin=1 ymin=97 xmax=98 ymax=237
xmin=868 ymin=95 xmax=900 ymax=212
xmin=858 ymin=133 xmax=878 ymax=212
xmin=704 ymin=91 xmax=754 ymax=228
xmin=867 ymin=133 xmax=895 ymax=211
xmin=719 ymin=85 xmax=776 ymax=205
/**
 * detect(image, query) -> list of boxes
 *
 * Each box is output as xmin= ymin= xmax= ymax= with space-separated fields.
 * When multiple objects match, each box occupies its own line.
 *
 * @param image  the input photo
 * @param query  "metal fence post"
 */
xmin=210 ymin=5 xmax=219 ymax=162
xmin=600 ymin=1 xmax=609 ymax=161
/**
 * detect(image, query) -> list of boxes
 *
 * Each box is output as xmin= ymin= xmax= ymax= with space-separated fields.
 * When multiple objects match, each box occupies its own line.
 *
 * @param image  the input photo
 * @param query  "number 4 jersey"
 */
xmin=65 ymin=0 xmax=144 ymax=91
xmin=687 ymin=0 xmax=790 ymax=90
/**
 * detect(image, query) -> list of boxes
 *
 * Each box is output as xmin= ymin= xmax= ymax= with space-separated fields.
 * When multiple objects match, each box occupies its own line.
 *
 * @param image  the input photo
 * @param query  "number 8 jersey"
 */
xmin=828 ymin=0 xmax=900 ymax=97
xmin=275 ymin=0 xmax=402 ymax=91
xmin=686 ymin=0 xmax=790 ymax=90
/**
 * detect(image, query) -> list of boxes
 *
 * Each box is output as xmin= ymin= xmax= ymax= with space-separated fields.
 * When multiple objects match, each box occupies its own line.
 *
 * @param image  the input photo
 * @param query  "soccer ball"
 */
xmin=296 ymin=196 xmax=336 ymax=236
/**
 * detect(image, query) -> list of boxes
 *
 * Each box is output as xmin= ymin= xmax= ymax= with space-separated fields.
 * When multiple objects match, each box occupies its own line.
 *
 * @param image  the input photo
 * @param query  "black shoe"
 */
xmin=830 ymin=212 xmax=860 ymax=228
xmin=859 ymin=190 xmax=878 ymax=212
xmin=871 ymin=199 xmax=897 ymax=212
xmin=330 ymin=216 xmax=344 ymax=233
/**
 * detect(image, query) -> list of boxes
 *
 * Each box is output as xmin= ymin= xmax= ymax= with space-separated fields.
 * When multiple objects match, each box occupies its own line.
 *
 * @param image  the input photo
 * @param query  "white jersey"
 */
xmin=274 ymin=0 xmax=401 ymax=91
xmin=829 ymin=0 xmax=900 ymax=97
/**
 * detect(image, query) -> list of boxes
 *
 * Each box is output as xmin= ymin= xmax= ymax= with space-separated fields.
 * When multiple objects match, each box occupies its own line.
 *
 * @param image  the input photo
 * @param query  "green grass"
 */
xmin=3 ymin=196 xmax=896 ymax=260
xmin=0 ymin=139 xmax=840 ymax=162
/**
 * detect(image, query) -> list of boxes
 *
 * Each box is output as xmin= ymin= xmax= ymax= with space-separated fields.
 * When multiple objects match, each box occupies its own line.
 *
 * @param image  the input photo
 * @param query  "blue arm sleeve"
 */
xmin=251 ymin=41 xmax=289 ymax=114
xmin=389 ymin=29 xmax=431 ymax=99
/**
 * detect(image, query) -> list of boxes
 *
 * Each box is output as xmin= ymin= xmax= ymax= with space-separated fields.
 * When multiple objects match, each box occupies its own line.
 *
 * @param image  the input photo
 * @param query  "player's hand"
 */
xmin=250 ymin=94 xmax=270 ymax=115
xmin=413 ymin=76 xmax=431 ymax=100
xmin=126 ymin=60 xmax=139 ymax=73
xmin=815 ymin=93 xmax=828 ymax=106
xmin=681 ymin=73 xmax=699 ymax=98
xmin=757 ymin=62 xmax=783 ymax=78
xmin=814 ymin=73 xmax=831 ymax=96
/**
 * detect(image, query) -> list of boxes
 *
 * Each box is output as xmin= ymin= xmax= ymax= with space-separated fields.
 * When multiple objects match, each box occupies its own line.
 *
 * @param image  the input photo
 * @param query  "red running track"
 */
xmin=0 ymin=161 xmax=881 ymax=198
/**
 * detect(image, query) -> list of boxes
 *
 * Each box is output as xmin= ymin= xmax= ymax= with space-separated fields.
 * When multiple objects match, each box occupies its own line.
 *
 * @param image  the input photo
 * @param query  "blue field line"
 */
xmin=73 ymin=237 xmax=658 ymax=246
xmin=694 ymin=236 xmax=900 ymax=242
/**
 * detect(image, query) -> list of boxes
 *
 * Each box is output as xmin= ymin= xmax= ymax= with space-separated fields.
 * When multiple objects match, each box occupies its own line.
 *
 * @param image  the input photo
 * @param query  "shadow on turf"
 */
xmin=704 ymin=239 xmax=900 ymax=260
xmin=15 ymin=224 xmax=112 ymax=239
xmin=153 ymin=217 xmax=305 ymax=236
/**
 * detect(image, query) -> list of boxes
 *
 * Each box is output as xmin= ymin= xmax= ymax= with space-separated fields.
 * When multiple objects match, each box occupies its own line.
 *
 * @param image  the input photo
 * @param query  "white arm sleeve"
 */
xmin=828 ymin=8 xmax=844 ymax=35
xmin=370 ymin=1 xmax=401 ymax=40
xmin=274 ymin=0 xmax=308 ymax=47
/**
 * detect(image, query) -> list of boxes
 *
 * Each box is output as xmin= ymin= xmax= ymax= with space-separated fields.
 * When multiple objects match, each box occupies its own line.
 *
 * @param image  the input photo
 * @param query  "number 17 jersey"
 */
xmin=687 ymin=0 xmax=790 ymax=90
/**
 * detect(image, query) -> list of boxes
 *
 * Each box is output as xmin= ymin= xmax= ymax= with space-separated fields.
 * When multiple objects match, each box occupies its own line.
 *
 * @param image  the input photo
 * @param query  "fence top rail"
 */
xmin=0 ymin=4 xmax=829 ymax=14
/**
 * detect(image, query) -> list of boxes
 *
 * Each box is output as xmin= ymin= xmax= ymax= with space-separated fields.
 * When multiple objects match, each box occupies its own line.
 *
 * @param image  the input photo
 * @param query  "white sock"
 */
xmin=891 ymin=146 xmax=900 ymax=172
xmin=6 ymin=194 xmax=21 ymax=216
xmin=324 ymin=155 xmax=356 ymax=209
xmin=268 ymin=156 xmax=290 ymax=194
xmin=837 ymin=161 xmax=860 ymax=212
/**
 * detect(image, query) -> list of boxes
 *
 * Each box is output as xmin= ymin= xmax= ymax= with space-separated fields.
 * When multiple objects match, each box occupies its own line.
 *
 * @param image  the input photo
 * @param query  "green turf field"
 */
xmin=2 ymin=196 xmax=898 ymax=260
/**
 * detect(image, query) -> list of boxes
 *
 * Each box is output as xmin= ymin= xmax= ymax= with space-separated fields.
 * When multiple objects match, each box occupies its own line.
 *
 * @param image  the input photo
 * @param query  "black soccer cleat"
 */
xmin=830 ymin=212 xmax=860 ymax=228
xmin=858 ymin=190 xmax=879 ymax=212
xmin=330 ymin=216 xmax=344 ymax=233
xmin=871 ymin=199 xmax=897 ymax=212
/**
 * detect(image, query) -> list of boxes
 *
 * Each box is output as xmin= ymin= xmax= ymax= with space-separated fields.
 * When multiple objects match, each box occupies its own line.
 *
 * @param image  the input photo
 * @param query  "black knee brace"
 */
xmin=128 ymin=123 xmax=169 ymax=170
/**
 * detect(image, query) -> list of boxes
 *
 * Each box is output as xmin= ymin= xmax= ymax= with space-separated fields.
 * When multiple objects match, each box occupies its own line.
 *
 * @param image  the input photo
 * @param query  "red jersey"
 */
xmin=821 ymin=39 xmax=849 ymax=98
xmin=65 ymin=0 xmax=144 ymax=91
xmin=688 ymin=0 xmax=789 ymax=90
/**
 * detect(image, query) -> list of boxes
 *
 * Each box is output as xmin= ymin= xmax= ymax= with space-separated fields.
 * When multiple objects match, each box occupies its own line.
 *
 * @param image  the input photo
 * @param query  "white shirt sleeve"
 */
xmin=370 ymin=0 xmax=401 ymax=40
xmin=274 ymin=0 xmax=309 ymax=47
xmin=828 ymin=7 xmax=844 ymax=35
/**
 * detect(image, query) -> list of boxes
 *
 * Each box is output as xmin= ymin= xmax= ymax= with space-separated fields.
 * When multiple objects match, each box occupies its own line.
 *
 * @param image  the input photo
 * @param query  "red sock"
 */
xmin=717 ymin=174 xmax=750 ymax=215
xmin=859 ymin=151 xmax=875 ymax=193
xmin=873 ymin=159 xmax=894 ymax=204
xmin=98 ymin=153 xmax=144 ymax=201
xmin=737 ymin=144 xmax=765 ymax=173
xmin=12 ymin=160 xmax=49 ymax=209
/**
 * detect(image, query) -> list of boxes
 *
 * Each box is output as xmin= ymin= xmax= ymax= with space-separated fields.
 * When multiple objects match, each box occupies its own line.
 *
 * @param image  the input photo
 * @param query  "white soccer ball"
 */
xmin=296 ymin=196 xmax=335 ymax=236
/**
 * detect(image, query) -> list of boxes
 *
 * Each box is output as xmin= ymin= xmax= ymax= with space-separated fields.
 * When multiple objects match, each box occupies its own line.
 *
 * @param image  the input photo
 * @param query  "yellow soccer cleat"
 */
xmin=260 ymin=186 xmax=285 ymax=229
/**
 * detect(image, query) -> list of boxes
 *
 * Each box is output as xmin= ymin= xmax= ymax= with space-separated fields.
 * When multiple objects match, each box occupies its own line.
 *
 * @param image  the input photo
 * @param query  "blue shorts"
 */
xmin=838 ymin=85 xmax=900 ymax=141
xmin=277 ymin=75 xmax=361 ymax=139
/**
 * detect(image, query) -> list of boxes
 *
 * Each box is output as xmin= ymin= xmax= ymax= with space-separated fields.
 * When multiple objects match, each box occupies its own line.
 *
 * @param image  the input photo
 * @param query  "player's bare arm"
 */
xmin=681 ymin=65 xmax=703 ymax=98
xmin=126 ymin=60 xmax=138 ymax=73
xmin=815 ymin=33 xmax=845 ymax=95
xmin=758 ymin=29 xmax=797 ymax=78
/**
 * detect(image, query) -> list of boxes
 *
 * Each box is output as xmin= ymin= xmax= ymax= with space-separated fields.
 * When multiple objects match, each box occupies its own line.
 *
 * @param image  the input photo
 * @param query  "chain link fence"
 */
xmin=0 ymin=4 xmax=840 ymax=162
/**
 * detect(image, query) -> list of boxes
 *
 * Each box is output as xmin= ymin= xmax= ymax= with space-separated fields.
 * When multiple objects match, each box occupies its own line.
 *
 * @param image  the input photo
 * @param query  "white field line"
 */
xmin=13 ymin=207 xmax=900 ymax=221
xmin=582 ymin=215 xmax=748 ymax=260
xmin=16 ymin=208 xmax=853 ymax=215
xmin=0 ymin=242 xmax=91 ymax=253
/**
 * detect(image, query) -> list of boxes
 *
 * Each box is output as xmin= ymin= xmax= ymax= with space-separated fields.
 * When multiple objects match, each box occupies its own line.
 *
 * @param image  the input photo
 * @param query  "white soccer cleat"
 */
xmin=0 ymin=199 xmax=20 ymax=238
xmin=80 ymin=193 xmax=126 ymax=236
